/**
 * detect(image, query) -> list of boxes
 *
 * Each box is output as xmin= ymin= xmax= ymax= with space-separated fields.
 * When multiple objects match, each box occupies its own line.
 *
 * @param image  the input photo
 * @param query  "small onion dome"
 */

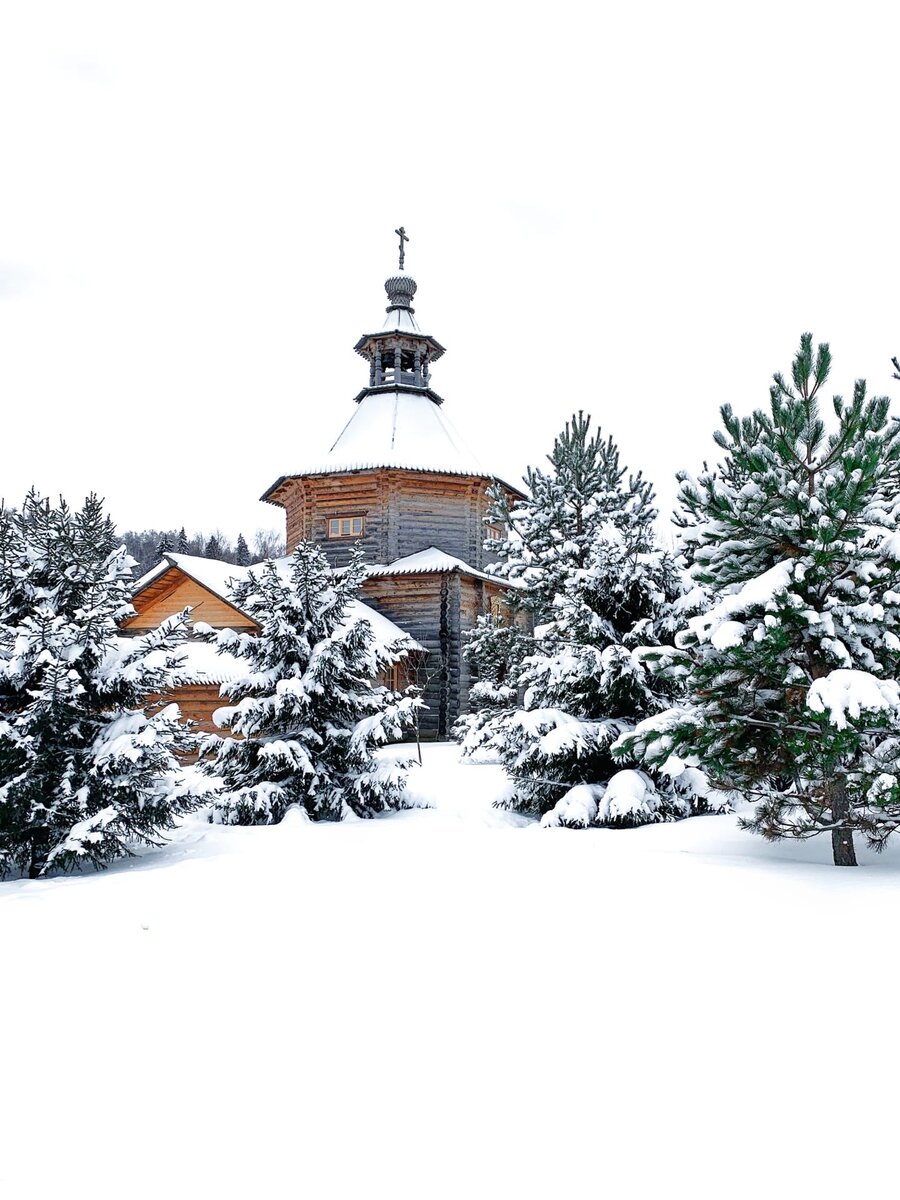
xmin=385 ymin=273 xmax=417 ymax=310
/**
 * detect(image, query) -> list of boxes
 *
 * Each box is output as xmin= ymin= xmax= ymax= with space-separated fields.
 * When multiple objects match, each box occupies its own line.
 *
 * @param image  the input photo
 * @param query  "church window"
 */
xmin=327 ymin=515 xmax=365 ymax=539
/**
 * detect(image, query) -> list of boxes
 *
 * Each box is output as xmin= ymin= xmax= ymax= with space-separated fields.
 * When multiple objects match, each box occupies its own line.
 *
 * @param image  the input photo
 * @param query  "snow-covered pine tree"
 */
xmin=0 ymin=491 xmax=210 ymax=878
xmin=627 ymin=334 xmax=900 ymax=866
xmin=204 ymin=534 xmax=224 ymax=560
xmin=199 ymin=541 xmax=420 ymax=824
xmin=177 ymin=527 xmax=190 ymax=554
xmin=157 ymin=531 xmax=173 ymax=560
xmin=235 ymin=533 xmax=250 ymax=567
xmin=457 ymin=414 xmax=703 ymax=827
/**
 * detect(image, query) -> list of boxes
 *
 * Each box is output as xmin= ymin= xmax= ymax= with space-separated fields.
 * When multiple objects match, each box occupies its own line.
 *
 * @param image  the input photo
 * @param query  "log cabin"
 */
xmin=260 ymin=245 xmax=526 ymax=736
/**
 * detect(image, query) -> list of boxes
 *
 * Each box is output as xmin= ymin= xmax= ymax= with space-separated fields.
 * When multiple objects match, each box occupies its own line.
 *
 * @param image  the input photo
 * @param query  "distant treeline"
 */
xmin=120 ymin=527 xmax=286 ymax=577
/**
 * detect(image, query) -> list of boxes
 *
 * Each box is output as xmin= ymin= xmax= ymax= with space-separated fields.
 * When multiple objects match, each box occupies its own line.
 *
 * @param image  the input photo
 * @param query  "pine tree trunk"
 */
xmin=27 ymin=829 xmax=51 ymax=879
xmin=27 ymin=845 xmax=47 ymax=879
xmin=827 ymin=775 xmax=857 ymax=867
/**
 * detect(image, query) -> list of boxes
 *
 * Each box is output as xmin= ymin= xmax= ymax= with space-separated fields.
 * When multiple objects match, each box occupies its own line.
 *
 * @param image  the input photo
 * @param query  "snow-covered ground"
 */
xmin=3 ymin=744 xmax=899 ymax=1199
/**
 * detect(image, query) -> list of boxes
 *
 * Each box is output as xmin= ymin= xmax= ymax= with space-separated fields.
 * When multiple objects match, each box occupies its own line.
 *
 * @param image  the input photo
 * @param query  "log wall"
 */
xmin=456 ymin=576 xmax=521 ymax=717
xmin=362 ymin=572 xmax=462 ymax=737
xmin=168 ymin=684 xmax=227 ymax=736
xmin=393 ymin=474 xmax=490 ymax=566
xmin=282 ymin=473 xmax=385 ymax=569
xmin=278 ymin=469 xmax=508 ymax=571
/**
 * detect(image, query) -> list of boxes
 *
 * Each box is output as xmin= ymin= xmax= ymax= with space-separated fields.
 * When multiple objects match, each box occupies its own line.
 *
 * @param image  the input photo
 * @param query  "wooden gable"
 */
xmin=123 ymin=565 xmax=258 ymax=633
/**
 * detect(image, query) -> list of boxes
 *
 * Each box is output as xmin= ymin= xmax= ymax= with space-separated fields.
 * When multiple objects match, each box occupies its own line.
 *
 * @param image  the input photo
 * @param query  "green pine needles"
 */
xmin=625 ymin=334 xmax=900 ymax=865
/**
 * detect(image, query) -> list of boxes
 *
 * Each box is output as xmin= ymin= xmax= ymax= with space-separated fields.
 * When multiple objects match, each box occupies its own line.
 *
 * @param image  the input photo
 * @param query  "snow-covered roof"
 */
xmin=110 ymin=635 xmax=249 ymax=686
xmin=131 ymin=557 xmax=173 ymax=593
xmin=366 ymin=547 xmax=525 ymax=589
xmin=267 ymin=389 xmax=505 ymax=484
xmin=173 ymin=640 xmax=249 ymax=684
xmin=262 ymin=558 xmax=423 ymax=650
xmin=132 ymin=552 xmax=248 ymax=603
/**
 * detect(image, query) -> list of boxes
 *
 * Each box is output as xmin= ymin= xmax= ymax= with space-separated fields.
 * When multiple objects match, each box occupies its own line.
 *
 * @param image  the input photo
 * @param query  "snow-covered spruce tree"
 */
xmin=199 ymin=541 xmax=420 ymax=824
xmin=486 ymin=411 xmax=657 ymax=619
xmin=453 ymin=613 xmax=532 ymax=760
xmin=0 ymin=491 xmax=209 ymax=879
xmin=457 ymin=414 xmax=704 ymax=827
xmin=458 ymin=410 xmax=657 ymax=753
xmin=626 ymin=334 xmax=900 ymax=866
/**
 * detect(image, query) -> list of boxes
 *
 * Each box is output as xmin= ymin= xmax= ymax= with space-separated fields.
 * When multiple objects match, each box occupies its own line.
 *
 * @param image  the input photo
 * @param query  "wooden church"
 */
xmin=129 ymin=234 xmax=523 ymax=738
xmin=260 ymin=236 xmax=524 ymax=735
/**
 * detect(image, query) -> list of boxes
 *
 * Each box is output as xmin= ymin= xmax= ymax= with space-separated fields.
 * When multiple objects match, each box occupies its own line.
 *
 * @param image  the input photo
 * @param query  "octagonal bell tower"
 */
xmin=353 ymin=250 xmax=447 ymax=402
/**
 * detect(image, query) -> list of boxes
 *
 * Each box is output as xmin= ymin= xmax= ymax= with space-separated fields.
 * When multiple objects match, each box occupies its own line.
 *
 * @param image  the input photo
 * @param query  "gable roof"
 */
xmin=132 ymin=552 xmax=252 ymax=616
xmin=128 ymin=553 xmax=256 ymax=631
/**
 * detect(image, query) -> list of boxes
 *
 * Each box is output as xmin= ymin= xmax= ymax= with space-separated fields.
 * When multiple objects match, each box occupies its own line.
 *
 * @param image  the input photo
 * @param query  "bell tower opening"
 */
xmin=353 ymin=229 xmax=445 ymax=405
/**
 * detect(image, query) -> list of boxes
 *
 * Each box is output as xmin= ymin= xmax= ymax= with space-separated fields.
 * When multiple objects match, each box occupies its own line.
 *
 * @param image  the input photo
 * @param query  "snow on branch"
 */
xmin=806 ymin=669 xmax=900 ymax=730
xmin=687 ymin=559 xmax=794 ymax=648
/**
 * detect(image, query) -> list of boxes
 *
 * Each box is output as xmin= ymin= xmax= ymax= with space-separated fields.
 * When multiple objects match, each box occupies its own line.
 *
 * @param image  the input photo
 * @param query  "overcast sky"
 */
xmin=2 ymin=2 xmax=898 ymax=545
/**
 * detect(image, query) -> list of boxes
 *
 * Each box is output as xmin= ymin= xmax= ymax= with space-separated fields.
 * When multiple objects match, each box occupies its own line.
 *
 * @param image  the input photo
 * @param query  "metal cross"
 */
xmin=395 ymin=226 xmax=409 ymax=271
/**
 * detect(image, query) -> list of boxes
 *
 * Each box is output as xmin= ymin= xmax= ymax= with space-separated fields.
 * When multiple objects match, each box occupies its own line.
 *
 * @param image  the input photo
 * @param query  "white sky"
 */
xmin=2 ymin=1 xmax=898 ymax=544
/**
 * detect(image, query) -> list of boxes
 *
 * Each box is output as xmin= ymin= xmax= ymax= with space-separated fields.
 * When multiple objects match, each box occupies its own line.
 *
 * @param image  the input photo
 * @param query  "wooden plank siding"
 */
xmin=124 ymin=573 xmax=256 ymax=632
xmin=169 ymin=684 xmax=227 ymax=737
xmin=128 ymin=561 xmax=434 ymax=755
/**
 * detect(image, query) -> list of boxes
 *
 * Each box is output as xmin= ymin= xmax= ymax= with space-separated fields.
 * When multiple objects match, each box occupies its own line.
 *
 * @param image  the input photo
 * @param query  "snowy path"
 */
xmin=2 ymin=745 xmax=900 ymax=1199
